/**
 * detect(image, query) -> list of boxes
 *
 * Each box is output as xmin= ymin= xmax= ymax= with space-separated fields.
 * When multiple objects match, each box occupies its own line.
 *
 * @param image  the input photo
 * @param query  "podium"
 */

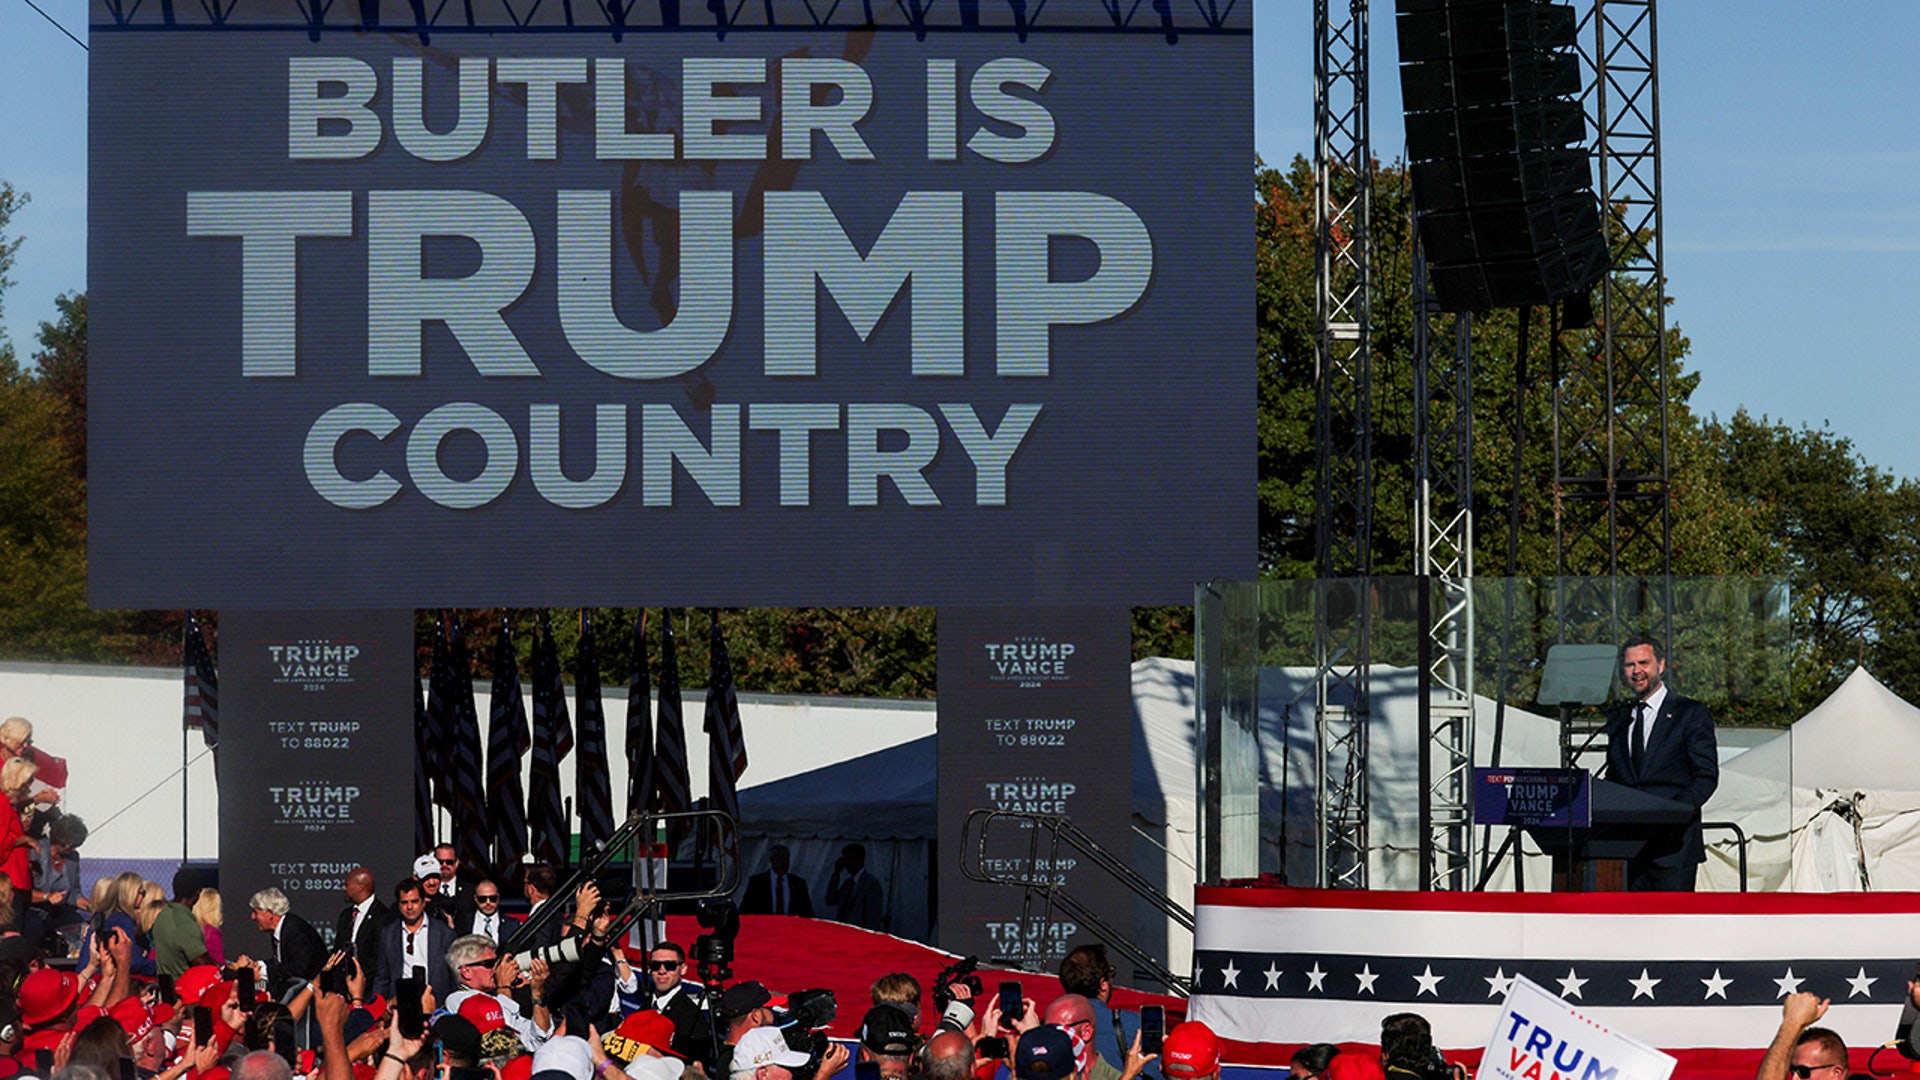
xmin=1527 ymin=779 xmax=1697 ymax=891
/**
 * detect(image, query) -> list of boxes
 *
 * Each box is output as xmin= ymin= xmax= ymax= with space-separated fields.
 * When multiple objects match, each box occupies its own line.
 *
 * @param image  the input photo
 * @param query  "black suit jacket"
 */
xmin=335 ymin=900 xmax=395 ymax=983
xmin=269 ymin=912 xmax=328 ymax=997
xmin=375 ymin=917 xmax=456 ymax=1005
xmin=1605 ymin=690 xmax=1719 ymax=867
xmin=645 ymin=985 xmax=713 ymax=1062
xmin=740 ymin=871 xmax=813 ymax=918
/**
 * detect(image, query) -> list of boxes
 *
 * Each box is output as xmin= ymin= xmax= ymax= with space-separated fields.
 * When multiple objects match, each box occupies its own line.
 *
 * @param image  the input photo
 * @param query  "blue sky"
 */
xmin=4 ymin=0 xmax=1918 ymax=478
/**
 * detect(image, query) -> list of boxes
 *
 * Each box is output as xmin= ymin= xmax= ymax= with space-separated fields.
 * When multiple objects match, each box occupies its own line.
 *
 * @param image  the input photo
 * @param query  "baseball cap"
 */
xmin=1014 ymin=1025 xmax=1077 ymax=1080
xmin=625 ymin=1058 xmax=687 ymax=1080
xmin=413 ymin=854 xmax=443 ymax=880
xmin=434 ymin=1015 xmax=484 ymax=1061
xmin=606 ymin=1010 xmax=681 ymax=1062
xmin=720 ymin=982 xmax=772 ymax=1018
xmin=532 ymin=1036 xmax=599 ymax=1080
xmin=19 ymin=969 xmax=80 ymax=1026
xmin=729 ymin=1027 xmax=812 ymax=1078
xmin=858 ymin=1005 xmax=916 ymax=1056
xmin=458 ymin=993 xmax=509 ymax=1034
xmin=1160 ymin=1022 xmax=1221 ymax=1080
xmin=174 ymin=965 xmax=224 ymax=1006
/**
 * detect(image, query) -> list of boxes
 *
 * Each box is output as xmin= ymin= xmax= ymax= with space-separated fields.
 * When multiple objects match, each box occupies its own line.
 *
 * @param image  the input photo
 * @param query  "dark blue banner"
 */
xmin=1473 ymin=767 xmax=1592 ymax=828
xmin=88 ymin=3 xmax=1252 ymax=607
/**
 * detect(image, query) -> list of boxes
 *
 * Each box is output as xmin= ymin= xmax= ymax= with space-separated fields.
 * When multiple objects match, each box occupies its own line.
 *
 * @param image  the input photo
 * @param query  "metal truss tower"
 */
xmin=1313 ymin=0 xmax=1373 ymax=889
xmin=1554 ymin=0 xmax=1672 ymax=764
xmin=1412 ymin=240 xmax=1475 ymax=891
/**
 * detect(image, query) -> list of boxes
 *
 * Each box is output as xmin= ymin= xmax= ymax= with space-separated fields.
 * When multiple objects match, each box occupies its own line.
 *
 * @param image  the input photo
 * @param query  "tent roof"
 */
xmin=1722 ymin=667 xmax=1920 ymax=789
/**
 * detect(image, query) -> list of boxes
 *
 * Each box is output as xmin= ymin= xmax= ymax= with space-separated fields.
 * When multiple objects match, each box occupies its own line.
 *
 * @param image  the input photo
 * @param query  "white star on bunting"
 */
xmin=1221 ymin=961 xmax=1241 ymax=989
xmin=1305 ymin=964 xmax=1328 ymax=992
xmin=1774 ymin=968 xmax=1804 ymax=998
xmin=1484 ymin=968 xmax=1514 ymax=998
xmin=1557 ymin=969 xmax=1588 ymax=999
xmin=1413 ymin=965 xmax=1445 ymax=997
xmin=1264 ymin=964 xmax=1283 ymax=990
xmin=1629 ymin=969 xmax=1661 ymax=1001
xmin=1355 ymin=964 xmax=1379 ymax=995
xmin=1848 ymin=967 xmax=1879 ymax=998
xmin=1701 ymin=969 xmax=1732 ymax=1000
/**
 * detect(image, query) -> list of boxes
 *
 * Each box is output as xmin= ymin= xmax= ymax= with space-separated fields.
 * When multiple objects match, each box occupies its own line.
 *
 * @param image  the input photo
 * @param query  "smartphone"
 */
xmin=998 ymin=981 xmax=1023 ymax=1024
xmin=1138 ymin=1006 xmax=1164 ymax=1056
xmin=158 ymin=973 xmax=176 ymax=1005
xmin=976 ymin=1038 xmax=1009 ymax=1061
xmin=193 ymin=1006 xmax=214 ymax=1048
xmin=235 ymin=966 xmax=256 ymax=1011
xmin=118 ymin=1057 xmax=136 ymax=1080
xmin=396 ymin=976 xmax=426 ymax=1038
xmin=855 ymin=1063 xmax=882 ymax=1080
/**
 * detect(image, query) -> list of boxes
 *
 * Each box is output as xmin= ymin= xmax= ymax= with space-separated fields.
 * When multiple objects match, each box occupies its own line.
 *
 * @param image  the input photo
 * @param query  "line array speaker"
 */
xmin=1397 ymin=0 xmax=1608 ymax=311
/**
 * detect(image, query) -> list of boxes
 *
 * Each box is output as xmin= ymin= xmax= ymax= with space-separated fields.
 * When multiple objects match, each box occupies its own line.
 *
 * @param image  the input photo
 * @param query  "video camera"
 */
xmin=694 ymin=899 xmax=740 ymax=986
xmin=930 ymin=955 xmax=983 ymax=1033
xmin=779 ymin=989 xmax=838 ymax=1078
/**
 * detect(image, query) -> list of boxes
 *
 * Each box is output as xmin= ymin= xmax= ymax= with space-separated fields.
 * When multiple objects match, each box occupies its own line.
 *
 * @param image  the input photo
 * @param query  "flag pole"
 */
xmin=182 ymin=614 xmax=190 ymax=864
xmin=182 ymin=678 xmax=189 ymax=863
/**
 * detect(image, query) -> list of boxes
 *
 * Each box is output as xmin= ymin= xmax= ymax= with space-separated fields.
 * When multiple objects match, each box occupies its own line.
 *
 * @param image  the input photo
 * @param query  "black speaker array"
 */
xmin=1397 ymin=0 xmax=1609 ymax=312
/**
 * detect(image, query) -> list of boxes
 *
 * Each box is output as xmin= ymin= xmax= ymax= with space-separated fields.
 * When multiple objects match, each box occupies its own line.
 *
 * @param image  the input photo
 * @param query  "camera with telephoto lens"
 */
xmin=779 ymin=989 xmax=838 ymax=1077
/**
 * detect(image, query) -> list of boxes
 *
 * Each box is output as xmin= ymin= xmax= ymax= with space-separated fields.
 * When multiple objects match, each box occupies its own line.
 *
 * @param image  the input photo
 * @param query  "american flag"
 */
xmin=625 ymin=609 xmax=656 ymax=820
xmin=182 ymin=610 xmax=218 ymax=750
xmin=1186 ymin=886 xmax=1917 ymax=1064
xmin=653 ymin=611 xmax=693 ymax=822
xmin=413 ymin=649 xmax=435 ymax=854
xmin=446 ymin=616 xmax=492 ymax=880
xmin=527 ymin=611 xmax=573 ymax=867
xmin=487 ymin=615 xmax=531 ymax=871
xmin=703 ymin=610 xmax=747 ymax=846
xmin=425 ymin=617 xmax=456 ymax=815
xmin=573 ymin=610 xmax=616 ymax=855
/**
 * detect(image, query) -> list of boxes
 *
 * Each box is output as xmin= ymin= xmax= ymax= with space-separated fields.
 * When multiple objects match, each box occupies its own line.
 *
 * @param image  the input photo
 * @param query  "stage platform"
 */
xmin=1187 ymin=885 xmax=1920 ymax=1079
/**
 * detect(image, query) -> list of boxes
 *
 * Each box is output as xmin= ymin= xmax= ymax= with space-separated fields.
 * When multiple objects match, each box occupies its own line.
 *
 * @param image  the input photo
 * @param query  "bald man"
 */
xmin=335 ymin=867 xmax=394 ymax=970
xmin=923 ymin=1031 xmax=976 ymax=1080
xmin=1045 ymin=995 xmax=1121 ymax=1080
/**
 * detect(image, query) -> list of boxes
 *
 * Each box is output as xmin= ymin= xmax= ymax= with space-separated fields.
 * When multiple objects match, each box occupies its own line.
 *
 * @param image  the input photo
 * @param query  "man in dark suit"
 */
xmin=374 ymin=877 xmax=456 ymax=1005
xmin=457 ymin=879 xmax=519 ymax=943
xmin=740 ymin=845 xmax=813 ymax=918
xmin=1605 ymin=633 xmax=1719 ymax=891
xmin=245 ymin=887 xmax=326 ymax=999
xmin=335 ymin=867 xmax=394 ymax=977
xmin=636 ymin=940 xmax=711 ymax=1060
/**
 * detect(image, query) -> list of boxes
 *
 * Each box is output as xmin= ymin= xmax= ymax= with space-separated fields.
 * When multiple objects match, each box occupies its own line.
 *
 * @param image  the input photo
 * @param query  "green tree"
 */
xmin=1705 ymin=411 xmax=1920 ymax=707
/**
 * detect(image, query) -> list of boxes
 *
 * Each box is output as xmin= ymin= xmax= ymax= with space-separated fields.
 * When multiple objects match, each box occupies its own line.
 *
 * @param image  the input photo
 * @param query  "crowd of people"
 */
xmin=0 ymin=834 xmax=1229 ymax=1080
xmin=0 ymin=711 xmax=1879 ymax=1080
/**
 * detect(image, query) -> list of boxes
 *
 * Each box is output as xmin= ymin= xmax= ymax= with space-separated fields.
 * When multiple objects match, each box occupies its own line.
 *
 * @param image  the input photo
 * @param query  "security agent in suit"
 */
xmin=740 ymin=845 xmax=814 ymax=918
xmin=335 ymin=867 xmax=394 ymax=974
xmin=375 ymin=877 xmax=457 ymax=1005
xmin=1604 ymin=633 xmax=1719 ymax=891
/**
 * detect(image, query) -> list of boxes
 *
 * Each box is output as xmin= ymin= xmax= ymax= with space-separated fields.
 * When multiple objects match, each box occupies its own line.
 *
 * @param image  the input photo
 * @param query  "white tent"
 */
xmin=1717 ymin=667 xmax=1920 ymax=891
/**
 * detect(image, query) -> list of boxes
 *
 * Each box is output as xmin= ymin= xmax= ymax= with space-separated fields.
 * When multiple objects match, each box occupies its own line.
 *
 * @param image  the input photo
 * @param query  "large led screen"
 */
xmin=88 ymin=2 xmax=1253 ymax=606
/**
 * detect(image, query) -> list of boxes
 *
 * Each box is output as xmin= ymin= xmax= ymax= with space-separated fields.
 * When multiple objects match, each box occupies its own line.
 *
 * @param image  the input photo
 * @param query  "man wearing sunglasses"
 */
xmin=1758 ymin=992 xmax=1848 ymax=1080
xmin=635 ymin=942 xmax=711 ymax=1060
xmin=462 ymin=880 xmax=519 ymax=943
xmin=444 ymin=933 xmax=556 ymax=1053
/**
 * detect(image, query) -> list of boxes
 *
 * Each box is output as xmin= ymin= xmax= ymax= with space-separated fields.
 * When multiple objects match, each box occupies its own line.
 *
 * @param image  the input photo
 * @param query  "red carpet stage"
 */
xmin=650 ymin=915 xmax=1186 ymax=1041
xmin=1188 ymin=885 xmax=1920 ymax=1079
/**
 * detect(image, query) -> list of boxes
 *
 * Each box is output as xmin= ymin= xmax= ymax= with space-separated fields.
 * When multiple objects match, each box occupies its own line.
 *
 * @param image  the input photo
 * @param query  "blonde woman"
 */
xmin=0 ymin=756 xmax=37 ymax=924
xmin=193 ymin=887 xmax=226 ymax=965
xmin=82 ymin=869 xmax=157 ymax=977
